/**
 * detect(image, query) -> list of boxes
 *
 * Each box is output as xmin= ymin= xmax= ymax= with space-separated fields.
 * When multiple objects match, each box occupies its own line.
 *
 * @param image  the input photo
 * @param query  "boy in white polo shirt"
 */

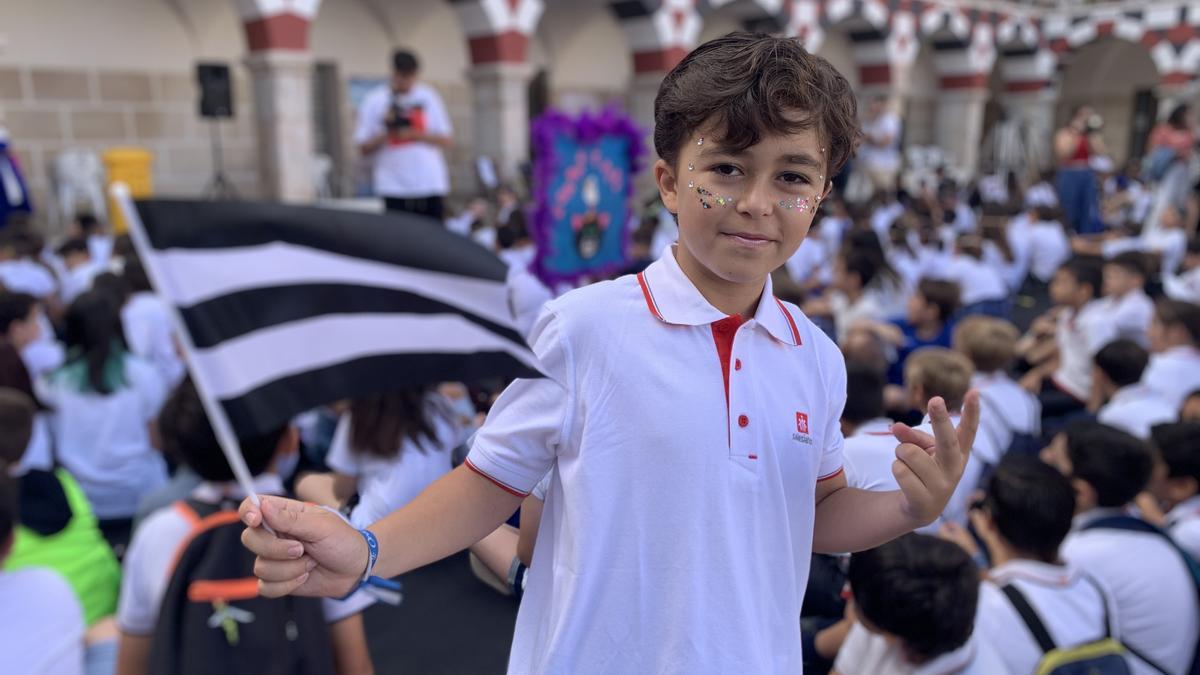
xmin=1092 ymin=339 xmax=1176 ymax=439
xmin=970 ymin=454 xmax=1126 ymax=675
xmin=1151 ymin=422 xmax=1200 ymax=561
xmin=239 ymin=33 xmax=979 ymax=674
xmin=1143 ymin=299 xmax=1200 ymax=411
xmin=1043 ymin=421 xmax=1200 ymax=675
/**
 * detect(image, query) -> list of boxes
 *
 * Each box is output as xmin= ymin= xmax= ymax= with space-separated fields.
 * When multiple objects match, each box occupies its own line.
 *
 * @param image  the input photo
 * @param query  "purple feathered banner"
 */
xmin=530 ymin=107 xmax=646 ymax=285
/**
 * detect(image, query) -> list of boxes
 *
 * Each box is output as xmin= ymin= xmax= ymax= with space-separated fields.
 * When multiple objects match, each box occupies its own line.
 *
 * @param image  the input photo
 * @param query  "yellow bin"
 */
xmin=102 ymin=147 xmax=153 ymax=234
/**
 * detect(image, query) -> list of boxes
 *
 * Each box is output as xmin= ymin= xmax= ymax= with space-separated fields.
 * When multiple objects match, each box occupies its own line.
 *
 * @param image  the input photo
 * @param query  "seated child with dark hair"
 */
xmin=967 ymin=454 xmax=1127 ymax=675
xmin=1091 ymin=339 xmax=1175 ymax=439
xmin=1042 ymin=421 xmax=1200 ymax=674
xmin=115 ymin=379 xmax=374 ymax=675
xmin=853 ymin=278 xmax=961 ymax=386
xmin=831 ymin=533 xmax=1003 ymax=674
xmin=1151 ymin=422 xmax=1200 ymax=561
xmin=0 ymin=387 xmax=121 ymax=636
xmin=0 ymin=470 xmax=87 ymax=675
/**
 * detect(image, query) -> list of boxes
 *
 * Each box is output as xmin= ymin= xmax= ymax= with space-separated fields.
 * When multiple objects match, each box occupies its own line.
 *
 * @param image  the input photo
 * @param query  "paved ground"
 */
xmin=364 ymin=552 xmax=518 ymax=673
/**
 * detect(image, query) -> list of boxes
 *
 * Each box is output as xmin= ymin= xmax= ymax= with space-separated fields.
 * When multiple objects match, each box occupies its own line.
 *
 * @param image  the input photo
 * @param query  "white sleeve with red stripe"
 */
xmin=817 ymin=341 xmax=846 ymax=482
xmin=466 ymin=307 xmax=574 ymax=497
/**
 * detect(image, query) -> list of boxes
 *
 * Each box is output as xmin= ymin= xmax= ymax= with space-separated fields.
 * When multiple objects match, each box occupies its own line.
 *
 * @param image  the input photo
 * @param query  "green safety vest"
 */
xmin=4 ymin=469 xmax=122 ymax=626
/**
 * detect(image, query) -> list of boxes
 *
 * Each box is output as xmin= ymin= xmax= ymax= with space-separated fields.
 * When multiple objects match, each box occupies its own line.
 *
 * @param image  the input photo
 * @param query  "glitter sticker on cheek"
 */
xmin=695 ymin=185 xmax=736 ymax=209
xmin=779 ymin=196 xmax=821 ymax=214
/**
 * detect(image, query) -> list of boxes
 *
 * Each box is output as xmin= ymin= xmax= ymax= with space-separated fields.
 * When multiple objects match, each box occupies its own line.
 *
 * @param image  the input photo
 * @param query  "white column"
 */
xmin=1001 ymin=87 xmax=1058 ymax=173
xmin=244 ymin=50 xmax=315 ymax=202
xmin=935 ymin=87 xmax=989 ymax=180
xmin=468 ymin=62 xmax=535 ymax=185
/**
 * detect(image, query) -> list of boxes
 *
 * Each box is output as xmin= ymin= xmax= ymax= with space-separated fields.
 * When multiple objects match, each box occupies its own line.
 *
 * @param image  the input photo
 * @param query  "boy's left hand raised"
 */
xmin=889 ymin=392 xmax=980 ymax=526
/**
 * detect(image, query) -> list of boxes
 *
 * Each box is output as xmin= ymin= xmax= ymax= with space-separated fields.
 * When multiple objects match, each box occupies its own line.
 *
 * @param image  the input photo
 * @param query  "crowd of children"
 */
xmin=2 ymin=30 xmax=1200 ymax=675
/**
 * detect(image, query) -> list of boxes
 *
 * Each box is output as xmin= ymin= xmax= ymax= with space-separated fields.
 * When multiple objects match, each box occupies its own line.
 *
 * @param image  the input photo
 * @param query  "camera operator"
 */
xmin=354 ymin=49 xmax=453 ymax=220
xmin=1054 ymin=105 xmax=1107 ymax=234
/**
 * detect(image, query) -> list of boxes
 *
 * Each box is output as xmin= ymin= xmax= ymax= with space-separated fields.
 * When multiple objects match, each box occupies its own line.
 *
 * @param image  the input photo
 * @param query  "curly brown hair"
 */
xmin=654 ymin=32 xmax=861 ymax=179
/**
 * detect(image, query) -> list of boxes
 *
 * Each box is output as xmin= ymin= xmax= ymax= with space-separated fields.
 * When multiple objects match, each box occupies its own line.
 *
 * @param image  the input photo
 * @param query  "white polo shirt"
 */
xmin=1142 ymin=346 xmax=1200 ymax=412
xmin=1096 ymin=384 xmax=1177 ymax=440
xmin=973 ymin=372 xmax=1040 ymax=458
xmin=1028 ymin=221 xmax=1071 ymax=283
xmin=843 ymin=418 xmax=899 ymax=491
xmin=1089 ymin=289 xmax=1155 ymax=349
xmin=840 ymin=413 xmax=991 ymax=533
xmin=1052 ymin=301 xmax=1108 ymax=401
xmin=465 ymin=248 xmax=847 ymax=674
xmin=833 ymin=620 xmax=1005 ymax=675
xmin=975 ymin=561 xmax=1123 ymax=675
xmin=1166 ymin=495 xmax=1200 ymax=561
xmin=943 ymin=255 xmax=1008 ymax=305
xmin=1061 ymin=509 xmax=1200 ymax=675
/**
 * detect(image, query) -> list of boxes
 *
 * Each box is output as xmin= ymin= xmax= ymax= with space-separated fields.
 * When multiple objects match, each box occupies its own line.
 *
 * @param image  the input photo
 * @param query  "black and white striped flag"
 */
xmin=128 ymin=198 xmax=542 ymax=439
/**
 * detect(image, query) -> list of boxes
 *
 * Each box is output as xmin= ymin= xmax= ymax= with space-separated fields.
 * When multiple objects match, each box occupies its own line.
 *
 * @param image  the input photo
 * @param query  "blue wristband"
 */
xmin=358 ymin=528 xmax=379 ymax=583
xmin=337 ymin=529 xmax=402 ymax=605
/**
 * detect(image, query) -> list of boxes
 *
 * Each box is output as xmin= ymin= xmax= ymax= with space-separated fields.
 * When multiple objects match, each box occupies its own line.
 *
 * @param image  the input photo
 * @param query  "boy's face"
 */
xmin=1102 ymin=264 xmax=1141 ymax=298
xmin=655 ymin=120 xmax=829 ymax=292
xmin=1181 ymin=395 xmax=1200 ymax=423
xmin=7 ymin=307 xmax=41 ymax=350
xmin=1049 ymin=269 xmax=1084 ymax=306
xmin=906 ymin=292 xmax=931 ymax=325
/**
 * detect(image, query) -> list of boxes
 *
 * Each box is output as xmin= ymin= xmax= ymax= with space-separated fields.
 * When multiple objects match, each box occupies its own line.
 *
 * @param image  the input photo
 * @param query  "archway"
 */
xmin=1057 ymin=37 xmax=1160 ymax=164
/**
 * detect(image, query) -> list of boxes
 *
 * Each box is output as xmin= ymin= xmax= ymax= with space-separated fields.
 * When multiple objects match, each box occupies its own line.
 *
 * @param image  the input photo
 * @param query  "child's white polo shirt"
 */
xmin=975 ymin=560 xmax=1122 ymax=675
xmin=1166 ymin=495 xmax=1200 ymax=561
xmin=1142 ymin=345 xmax=1200 ymax=411
xmin=466 ymin=249 xmax=846 ymax=674
xmin=1062 ymin=509 xmax=1200 ymax=674
xmin=1096 ymin=384 xmax=1177 ymax=440
xmin=843 ymin=418 xmax=900 ymax=491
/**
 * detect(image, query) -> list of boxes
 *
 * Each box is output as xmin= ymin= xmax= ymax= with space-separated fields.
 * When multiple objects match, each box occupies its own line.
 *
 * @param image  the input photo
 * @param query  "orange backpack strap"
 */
xmin=166 ymin=504 xmax=245 ymax=580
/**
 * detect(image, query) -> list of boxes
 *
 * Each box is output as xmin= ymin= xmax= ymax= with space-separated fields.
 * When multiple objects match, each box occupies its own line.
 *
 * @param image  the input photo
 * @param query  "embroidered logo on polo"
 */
xmin=793 ymin=411 xmax=813 ymax=445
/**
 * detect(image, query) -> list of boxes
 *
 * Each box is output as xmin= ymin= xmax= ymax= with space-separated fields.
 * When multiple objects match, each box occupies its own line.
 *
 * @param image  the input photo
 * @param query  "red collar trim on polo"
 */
xmin=637 ymin=249 xmax=802 ymax=346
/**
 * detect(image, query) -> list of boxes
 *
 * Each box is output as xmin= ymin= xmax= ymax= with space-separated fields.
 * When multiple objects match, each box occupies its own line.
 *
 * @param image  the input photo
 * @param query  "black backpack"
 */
xmin=1083 ymin=515 xmax=1200 ymax=675
xmin=1000 ymin=577 xmax=1131 ymax=675
xmin=148 ymin=499 xmax=334 ymax=675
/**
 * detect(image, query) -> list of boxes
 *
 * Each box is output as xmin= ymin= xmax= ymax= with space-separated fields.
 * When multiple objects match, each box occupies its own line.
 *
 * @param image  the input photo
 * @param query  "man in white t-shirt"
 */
xmin=354 ymin=50 xmax=453 ymax=221
xmin=1089 ymin=252 xmax=1155 ymax=349
xmin=970 ymin=454 xmax=1127 ymax=675
xmin=0 ymin=474 xmax=85 ymax=675
xmin=859 ymin=96 xmax=902 ymax=194
xmin=1043 ymin=422 xmax=1200 ymax=675
xmin=1092 ymin=339 xmax=1176 ymax=439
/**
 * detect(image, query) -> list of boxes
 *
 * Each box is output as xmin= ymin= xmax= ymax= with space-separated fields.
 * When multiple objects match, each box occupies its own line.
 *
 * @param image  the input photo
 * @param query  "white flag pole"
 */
xmin=110 ymin=184 xmax=272 ymax=530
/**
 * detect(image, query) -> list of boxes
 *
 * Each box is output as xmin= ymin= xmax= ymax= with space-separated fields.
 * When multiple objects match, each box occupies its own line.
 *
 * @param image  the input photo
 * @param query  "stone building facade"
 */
xmin=0 ymin=0 xmax=1196 ymax=230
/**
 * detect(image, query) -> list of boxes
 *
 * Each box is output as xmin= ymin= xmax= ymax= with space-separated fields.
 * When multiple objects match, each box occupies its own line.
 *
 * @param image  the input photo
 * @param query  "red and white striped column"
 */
xmin=236 ymin=0 xmax=321 ymax=202
xmin=931 ymin=23 xmax=996 ymax=178
xmin=452 ymin=0 xmax=544 ymax=185
xmin=615 ymin=0 xmax=702 ymax=141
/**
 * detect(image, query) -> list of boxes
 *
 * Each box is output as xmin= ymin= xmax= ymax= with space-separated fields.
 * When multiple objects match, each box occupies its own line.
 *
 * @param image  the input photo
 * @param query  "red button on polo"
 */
xmin=738 ymin=415 xmax=749 ymax=427
xmin=734 ymin=359 xmax=742 ymax=371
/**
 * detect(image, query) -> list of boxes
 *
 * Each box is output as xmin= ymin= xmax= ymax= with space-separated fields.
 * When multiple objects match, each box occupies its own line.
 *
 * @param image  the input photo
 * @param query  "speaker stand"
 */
xmin=203 ymin=119 xmax=238 ymax=200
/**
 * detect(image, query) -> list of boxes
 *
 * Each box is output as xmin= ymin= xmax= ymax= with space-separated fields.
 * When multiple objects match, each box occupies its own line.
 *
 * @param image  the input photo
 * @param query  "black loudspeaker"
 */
xmin=196 ymin=63 xmax=234 ymax=118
